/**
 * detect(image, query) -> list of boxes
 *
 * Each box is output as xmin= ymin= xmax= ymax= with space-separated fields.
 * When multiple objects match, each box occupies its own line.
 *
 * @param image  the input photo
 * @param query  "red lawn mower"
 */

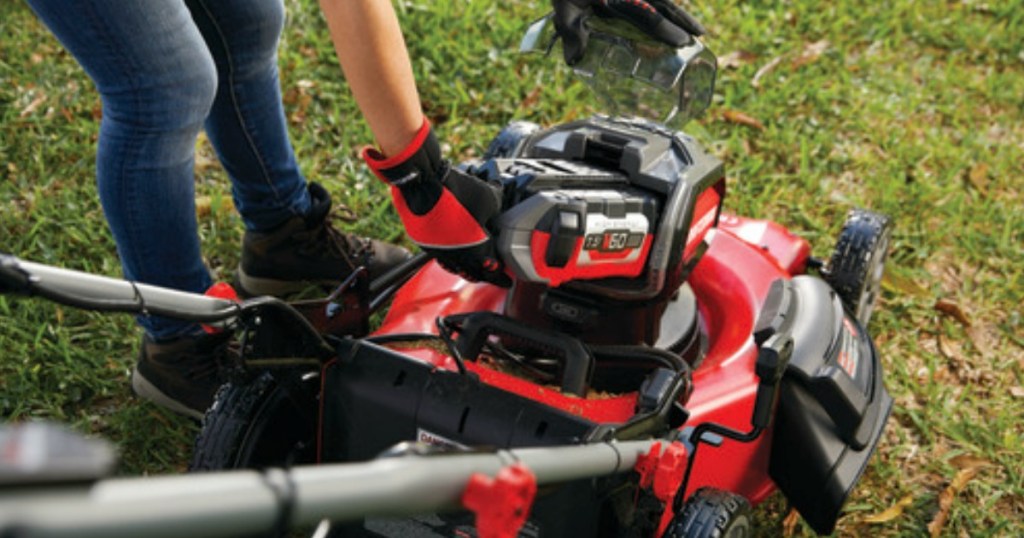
xmin=188 ymin=22 xmax=893 ymax=536
xmin=0 ymin=15 xmax=893 ymax=538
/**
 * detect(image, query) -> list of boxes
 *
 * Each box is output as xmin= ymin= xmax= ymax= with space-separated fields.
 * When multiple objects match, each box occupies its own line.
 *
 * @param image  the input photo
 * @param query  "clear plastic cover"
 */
xmin=520 ymin=14 xmax=717 ymax=128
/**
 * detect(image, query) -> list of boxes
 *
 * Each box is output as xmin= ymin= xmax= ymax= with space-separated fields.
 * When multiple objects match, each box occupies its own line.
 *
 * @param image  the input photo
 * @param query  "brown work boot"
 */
xmin=131 ymin=331 xmax=234 ymax=420
xmin=237 ymin=182 xmax=411 ymax=297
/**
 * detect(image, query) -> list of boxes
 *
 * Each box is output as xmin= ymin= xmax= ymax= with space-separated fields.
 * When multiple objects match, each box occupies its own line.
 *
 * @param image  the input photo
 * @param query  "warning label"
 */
xmin=416 ymin=429 xmax=468 ymax=450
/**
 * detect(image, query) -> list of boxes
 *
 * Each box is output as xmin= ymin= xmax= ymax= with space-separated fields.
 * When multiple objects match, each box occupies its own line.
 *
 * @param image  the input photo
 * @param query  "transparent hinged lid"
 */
xmin=521 ymin=13 xmax=717 ymax=128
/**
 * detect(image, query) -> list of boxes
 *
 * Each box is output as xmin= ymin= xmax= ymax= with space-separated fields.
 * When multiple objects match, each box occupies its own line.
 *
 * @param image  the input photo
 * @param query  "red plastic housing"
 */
xmin=374 ymin=213 xmax=811 ymax=505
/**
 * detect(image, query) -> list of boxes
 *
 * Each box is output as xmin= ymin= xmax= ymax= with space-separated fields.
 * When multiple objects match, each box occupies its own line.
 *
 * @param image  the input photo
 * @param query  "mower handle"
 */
xmin=0 ymin=253 xmax=240 ymax=323
xmin=0 ymin=436 xmax=659 ymax=538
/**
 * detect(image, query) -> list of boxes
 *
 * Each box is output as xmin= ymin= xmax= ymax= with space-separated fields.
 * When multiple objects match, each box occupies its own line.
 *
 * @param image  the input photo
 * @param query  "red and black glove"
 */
xmin=363 ymin=120 xmax=511 ymax=287
xmin=552 ymin=0 xmax=706 ymax=65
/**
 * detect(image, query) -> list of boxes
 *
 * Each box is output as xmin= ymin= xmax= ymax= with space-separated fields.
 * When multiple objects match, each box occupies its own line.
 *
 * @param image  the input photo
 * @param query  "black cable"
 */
xmin=129 ymin=280 xmax=148 ymax=317
xmin=364 ymin=332 xmax=446 ymax=346
xmin=259 ymin=468 xmax=298 ymax=538
xmin=435 ymin=317 xmax=468 ymax=375
xmin=482 ymin=339 xmax=557 ymax=382
xmin=589 ymin=344 xmax=689 ymax=373
xmin=673 ymin=423 xmax=763 ymax=512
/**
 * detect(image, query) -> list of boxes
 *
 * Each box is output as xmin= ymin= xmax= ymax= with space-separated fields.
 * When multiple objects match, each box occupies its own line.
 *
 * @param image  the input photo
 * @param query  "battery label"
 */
xmin=579 ymin=213 xmax=649 ymax=264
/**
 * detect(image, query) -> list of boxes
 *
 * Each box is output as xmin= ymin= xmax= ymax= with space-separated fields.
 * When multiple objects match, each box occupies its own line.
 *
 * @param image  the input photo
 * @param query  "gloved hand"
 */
xmin=363 ymin=120 xmax=511 ymax=287
xmin=551 ymin=0 xmax=706 ymax=65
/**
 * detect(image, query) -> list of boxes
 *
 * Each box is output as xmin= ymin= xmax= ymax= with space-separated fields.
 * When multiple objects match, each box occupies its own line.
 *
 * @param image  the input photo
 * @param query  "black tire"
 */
xmin=825 ymin=208 xmax=893 ymax=327
xmin=191 ymin=370 xmax=320 ymax=471
xmin=482 ymin=121 xmax=541 ymax=159
xmin=665 ymin=488 xmax=752 ymax=538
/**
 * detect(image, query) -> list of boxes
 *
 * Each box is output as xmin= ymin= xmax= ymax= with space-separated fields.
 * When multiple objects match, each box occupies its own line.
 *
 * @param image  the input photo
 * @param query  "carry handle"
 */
xmin=448 ymin=311 xmax=595 ymax=397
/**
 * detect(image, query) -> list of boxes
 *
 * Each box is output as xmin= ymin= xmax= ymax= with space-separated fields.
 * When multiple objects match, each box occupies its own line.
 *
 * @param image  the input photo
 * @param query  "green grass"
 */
xmin=1 ymin=0 xmax=1021 ymax=535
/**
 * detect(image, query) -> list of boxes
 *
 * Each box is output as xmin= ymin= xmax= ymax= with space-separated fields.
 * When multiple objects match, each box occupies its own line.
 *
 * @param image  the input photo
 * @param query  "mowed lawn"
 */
xmin=1 ymin=0 xmax=1021 ymax=536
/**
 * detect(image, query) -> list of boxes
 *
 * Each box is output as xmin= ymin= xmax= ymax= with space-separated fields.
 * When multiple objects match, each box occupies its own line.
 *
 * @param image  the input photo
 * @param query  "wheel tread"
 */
xmin=825 ymin=209 xmax=893 ymax=325
xmin=667 ymin=487 xmax=752 ymax=538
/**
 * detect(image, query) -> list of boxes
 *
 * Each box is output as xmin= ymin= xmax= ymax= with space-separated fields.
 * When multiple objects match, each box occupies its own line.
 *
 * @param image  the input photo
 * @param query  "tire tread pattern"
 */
xmin=191 ymin=372 xmax=278 ymax=471
xmin=667 ymin=487 xmax=752 ymax=538
xmin=826 ymin=209 xmax=892 ymax=322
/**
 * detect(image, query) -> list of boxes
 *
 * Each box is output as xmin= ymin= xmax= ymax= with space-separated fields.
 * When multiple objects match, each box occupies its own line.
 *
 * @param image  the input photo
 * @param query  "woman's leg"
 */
xmin=185 ymin=0 xmax=411 ymax=295
xmin=185 ymin=0 xmax=310 ymax=232
xmin=25 ymin=0 xmax=217 ymax=340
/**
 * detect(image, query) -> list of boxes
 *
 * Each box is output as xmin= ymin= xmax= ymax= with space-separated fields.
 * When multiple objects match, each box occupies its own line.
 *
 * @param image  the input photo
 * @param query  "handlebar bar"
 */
xmin=0 ymin=433 xmax=658 ymax=538
xmin=1 ymin=253 xmax=241 ymax=323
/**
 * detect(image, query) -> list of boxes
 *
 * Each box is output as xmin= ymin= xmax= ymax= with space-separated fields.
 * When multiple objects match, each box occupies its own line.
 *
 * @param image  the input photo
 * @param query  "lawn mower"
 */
xmin=0 ymin=13 xmax=893 ymax=538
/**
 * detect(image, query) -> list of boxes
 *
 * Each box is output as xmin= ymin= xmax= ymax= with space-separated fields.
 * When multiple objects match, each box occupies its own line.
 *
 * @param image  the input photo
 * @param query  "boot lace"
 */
xmin=298 ymin=211 xmax=373 ymax=271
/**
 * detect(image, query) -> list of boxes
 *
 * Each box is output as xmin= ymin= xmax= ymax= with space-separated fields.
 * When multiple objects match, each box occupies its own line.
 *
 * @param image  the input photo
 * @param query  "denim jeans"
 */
xmin=26 ymin=0 xmax=312 ymax=339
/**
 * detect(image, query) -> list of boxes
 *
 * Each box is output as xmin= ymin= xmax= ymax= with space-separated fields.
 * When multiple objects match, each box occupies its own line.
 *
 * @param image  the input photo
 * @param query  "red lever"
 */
xmin=635 ymin=441 xmax=663 ymax=489
xmin=201 ymin=282 xmax=239 ymax=334
xmin=634 ymin=441 xmax=688 ymax=537
xmin=461 ymin=463 xmax=537 ymax=538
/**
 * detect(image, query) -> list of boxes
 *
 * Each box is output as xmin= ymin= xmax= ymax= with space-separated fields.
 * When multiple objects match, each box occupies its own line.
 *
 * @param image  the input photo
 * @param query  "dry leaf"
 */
xmin=1010 ymin=386 xmax=1024 ymax=399
xmin=719 ymin=50 xmax=757 ymax=69
xmin=965 ymin=163 xmax=989 ymax=194
xmin=882 ymin=271 xmax=929 ymax=298
xmin=520 ymin=86 xmax=542 ymax=110
xmin=20 ymin=93 xmax=47 ymax=118
xmin=792 ymin=40 xmax=830 ymax=70
xmin=935 ymin=299 xmax=972 ymax=327
xmin=949 ymin=454 xmax=990 ymax=471
xmin=752 ymin=55 xmax=784 ymax=88
xmin=934 ymin=331 xmax=965 ymax=364
xmin=931 ymin=365 xmax=955 ymax=383
xmin=928 ymin=466 xmax=981 ymax=537
xmin=966 ymin=325 xmax=993 ymax=357
xmin=722 ymin=109 xmax=765 ymax=130
xmin=781 ymin=507 xmax=800 ymax=536
xmin=863 ymin=494 xmax=914 ymax=524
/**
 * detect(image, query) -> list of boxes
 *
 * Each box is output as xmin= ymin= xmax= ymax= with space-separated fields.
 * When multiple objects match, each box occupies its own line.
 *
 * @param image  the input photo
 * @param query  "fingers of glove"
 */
xmin=427 ymin=244 xmax=512 ymax=288
xmin=551 ymin=0 xmax=590 ymax=65
xmin=605 ymin=0 xmax=692 ymax=47
xmin=442 ymin=166 xmax=504 ymax=226
xmin=647 ymin=0 xmax=706 ymax=36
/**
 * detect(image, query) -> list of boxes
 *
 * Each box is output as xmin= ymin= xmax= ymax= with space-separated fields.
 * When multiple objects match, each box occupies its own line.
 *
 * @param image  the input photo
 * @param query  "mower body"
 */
xmin=317 ymin=117 xmax=892 ymax=535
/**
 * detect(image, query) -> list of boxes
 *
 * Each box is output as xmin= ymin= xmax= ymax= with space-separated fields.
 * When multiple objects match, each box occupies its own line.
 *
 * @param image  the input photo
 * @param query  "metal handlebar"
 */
xmin=0 ymin=439 xmax=657 ymax=538
xmin=1 ymin=253 xmax=241 ymax=322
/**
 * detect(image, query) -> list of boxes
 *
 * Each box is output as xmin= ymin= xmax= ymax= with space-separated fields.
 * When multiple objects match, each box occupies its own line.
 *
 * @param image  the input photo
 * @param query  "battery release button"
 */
xmin=546 ymin=210 xmax=582 ymax=268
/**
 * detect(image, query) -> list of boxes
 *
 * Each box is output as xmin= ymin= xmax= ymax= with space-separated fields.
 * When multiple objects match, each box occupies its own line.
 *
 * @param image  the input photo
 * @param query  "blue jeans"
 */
xmin=26 ymin=0 xmax=312 ymax=339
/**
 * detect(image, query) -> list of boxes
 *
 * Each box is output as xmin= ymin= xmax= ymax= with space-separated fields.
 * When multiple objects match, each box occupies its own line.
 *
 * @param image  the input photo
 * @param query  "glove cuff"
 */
xmin=362 ymin=118 xmax=442 ymax=185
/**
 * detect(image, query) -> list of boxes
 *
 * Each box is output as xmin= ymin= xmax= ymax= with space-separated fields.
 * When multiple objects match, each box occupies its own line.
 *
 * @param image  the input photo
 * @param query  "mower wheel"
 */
xmin=665 ymin=488 xmax=752 ymax=538
xmin=824 ymin=208 xmax=893 ymax=327
xmin=191 ymin=370 xmax=319 ymax=471
xmin=483 ymin=121 xmax=541 ymax=159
